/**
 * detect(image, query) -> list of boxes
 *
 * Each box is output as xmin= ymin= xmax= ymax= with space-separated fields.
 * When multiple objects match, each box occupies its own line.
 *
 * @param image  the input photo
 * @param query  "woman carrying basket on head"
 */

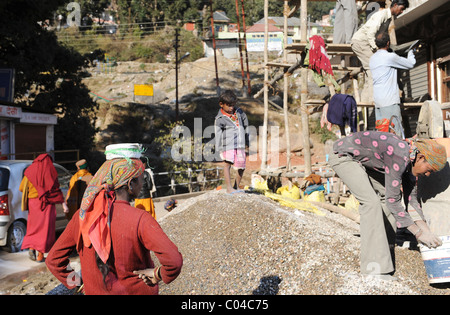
xmin=46 ymin=144 xmax=182 ymax=294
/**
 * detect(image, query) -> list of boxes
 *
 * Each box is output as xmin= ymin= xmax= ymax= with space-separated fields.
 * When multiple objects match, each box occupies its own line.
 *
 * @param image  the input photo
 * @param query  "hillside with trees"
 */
xmin=0 ymin=0 xmax=97 ymax=161
xmin=0 ymin=0 xmax=336 ymax=166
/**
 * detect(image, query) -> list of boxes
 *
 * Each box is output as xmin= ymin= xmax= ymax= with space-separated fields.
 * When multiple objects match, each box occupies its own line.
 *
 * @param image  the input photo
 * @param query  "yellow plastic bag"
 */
xmin=344 ymin=194 xmax=359 ymax=213
xmin=265 ymin=191 xmax=325 ymax=216
xmin=276 ymin=184 xmax=301 ymax=200
xmin=304 ymin=190 xmax=326 ymax=203
xmin=251 ymin=174 xmax=269 ymax=191
xmin=254 ymin=179 xmax=268 ymax=191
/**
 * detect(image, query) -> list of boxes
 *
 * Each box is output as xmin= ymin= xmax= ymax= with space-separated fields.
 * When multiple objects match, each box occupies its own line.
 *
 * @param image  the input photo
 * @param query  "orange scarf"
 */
xmin=77 ymin=158 xmax=144 ymax=263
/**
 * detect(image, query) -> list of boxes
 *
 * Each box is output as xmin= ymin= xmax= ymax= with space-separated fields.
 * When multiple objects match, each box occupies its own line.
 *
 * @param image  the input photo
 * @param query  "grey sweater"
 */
xmin=214 ymin=108 xmax=249 ymax=153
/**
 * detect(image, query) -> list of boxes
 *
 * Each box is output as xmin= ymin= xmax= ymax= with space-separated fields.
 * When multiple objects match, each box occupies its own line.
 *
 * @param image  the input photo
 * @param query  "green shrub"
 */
xmin=310 ymin=118 xmax=337 ymax=143
xmin=57 ymin=27 xmax=204 ymax=63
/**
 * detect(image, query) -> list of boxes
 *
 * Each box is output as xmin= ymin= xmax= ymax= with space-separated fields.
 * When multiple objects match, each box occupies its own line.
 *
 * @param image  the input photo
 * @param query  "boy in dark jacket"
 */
xmin=214 ymin=90 xmax=249 ymax=193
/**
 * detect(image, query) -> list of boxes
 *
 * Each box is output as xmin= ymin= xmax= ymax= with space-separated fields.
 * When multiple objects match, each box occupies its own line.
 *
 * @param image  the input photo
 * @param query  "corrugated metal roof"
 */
xmin=254 ymin=16 xmax=322 ymax=28
xmin=213 ymin=11 xmax=230 ymax=23
xmin=255 ymin=16 xmax=301 ymax=27
xmin=246 ymin=23 xmax=283 ymax=33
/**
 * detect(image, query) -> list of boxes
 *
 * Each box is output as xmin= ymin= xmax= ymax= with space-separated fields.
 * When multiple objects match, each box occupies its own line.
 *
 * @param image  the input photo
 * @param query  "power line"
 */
xmin=74 ymin=20 xmax=194 ymax=29
xmin=57 ymin=30 xmax=168 ymax=41
xmin=54 ymin=19 xmax=199 ymax=39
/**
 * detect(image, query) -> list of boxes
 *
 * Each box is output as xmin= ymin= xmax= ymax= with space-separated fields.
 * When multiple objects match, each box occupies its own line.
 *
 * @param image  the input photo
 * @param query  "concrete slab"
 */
xmin=0 ymin=250 xmax=46 ymax=280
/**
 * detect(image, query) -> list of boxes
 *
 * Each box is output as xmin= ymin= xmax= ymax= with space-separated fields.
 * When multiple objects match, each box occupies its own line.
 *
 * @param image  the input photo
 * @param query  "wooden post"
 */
xmin=283 ymin=0 xmax=291 ymax=171
xmin=175 ymin=28 xmax=180 ymax=121
xmin=235 ymin=0 xmax=247 ymax=96
xmin=202 ymin=169 xmax=207 ymax=190
xmin=209 ymin=0 xmax=220 ymax=96
xmin=188 ymin=167 xmax=193 ymax=193
xmin=261 ymin=0 xmax=269 ymax=170
xmin=353 ymin=77 xmax=366 ymax=131
xmin=300 ymin=0 xmax=311 ymax=176
xmin=240 ymin=0 xmax=252 ymax=95
xmin=170 ymin=172 xmax=176 ymax=195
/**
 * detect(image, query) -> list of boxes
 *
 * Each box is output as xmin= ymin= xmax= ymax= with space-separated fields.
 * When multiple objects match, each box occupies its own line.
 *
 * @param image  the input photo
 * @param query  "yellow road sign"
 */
xmin=134 ymin=84 xmax=154 ymax=96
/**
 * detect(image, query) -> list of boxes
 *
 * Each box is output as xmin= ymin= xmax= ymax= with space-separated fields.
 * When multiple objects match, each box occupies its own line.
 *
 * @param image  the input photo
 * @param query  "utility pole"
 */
xmin=235 ymin=0 xmax=247 ymax=96
xmin=174 ymin=28 xmax=180 ymax=121
xmin=261 ymin=0 xmax=269 ymax=170
xmin=209 ymin=0 xmax=220 ymax=96
xmin=300 ymin=0 xmax=311 ymax=176
xmin=240 ymin=0 xmax=251 ymax=96
xmin=282 ymin=0 xmax=291 ymax=171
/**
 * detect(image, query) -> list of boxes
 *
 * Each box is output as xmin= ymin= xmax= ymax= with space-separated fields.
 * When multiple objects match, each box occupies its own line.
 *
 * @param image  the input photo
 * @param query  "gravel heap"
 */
xmin=157 ymin=190 xmax=450 ymax=295
xmin=4 ymin=190 xmax=449 ymax=295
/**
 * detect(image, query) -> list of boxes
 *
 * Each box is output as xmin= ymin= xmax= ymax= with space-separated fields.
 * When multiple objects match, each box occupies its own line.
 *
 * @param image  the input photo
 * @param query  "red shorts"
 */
xmin=220 ymin=149 xmax=246 ymax=169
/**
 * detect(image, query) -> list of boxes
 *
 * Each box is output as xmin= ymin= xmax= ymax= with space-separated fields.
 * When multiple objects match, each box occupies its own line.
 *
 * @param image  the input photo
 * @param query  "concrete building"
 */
xmin=0 ymin=104 xmax=58 ymax=160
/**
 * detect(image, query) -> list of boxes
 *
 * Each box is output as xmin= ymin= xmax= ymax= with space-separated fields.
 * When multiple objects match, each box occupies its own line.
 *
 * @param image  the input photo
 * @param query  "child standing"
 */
xmin=214 ymin=90 xmax=249 ymax=193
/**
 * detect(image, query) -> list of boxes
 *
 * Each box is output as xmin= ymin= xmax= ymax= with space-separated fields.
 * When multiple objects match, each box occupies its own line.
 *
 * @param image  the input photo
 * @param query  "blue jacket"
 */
xmin=327 ymin=94 xmax=357 ymax=132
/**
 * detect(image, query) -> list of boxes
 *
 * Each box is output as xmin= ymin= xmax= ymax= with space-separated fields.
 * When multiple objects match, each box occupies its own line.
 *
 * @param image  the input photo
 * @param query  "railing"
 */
xmin=1 ymin=150 xmax=224 ymax=196
xmin=1 ymin=149 xmax=80 ymax=170
xmin=153 ymin=167 xmax=224 ymax=196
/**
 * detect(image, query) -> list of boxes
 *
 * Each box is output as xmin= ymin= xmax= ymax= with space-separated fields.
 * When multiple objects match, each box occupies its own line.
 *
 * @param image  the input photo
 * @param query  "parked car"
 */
xmin=0 ymin=160 xmax=72 ymax=252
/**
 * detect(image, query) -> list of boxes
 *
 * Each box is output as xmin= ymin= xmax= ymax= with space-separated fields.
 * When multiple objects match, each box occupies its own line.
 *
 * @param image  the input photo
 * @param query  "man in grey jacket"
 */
xmin=214 ymin=90 xmax=249 ymax=193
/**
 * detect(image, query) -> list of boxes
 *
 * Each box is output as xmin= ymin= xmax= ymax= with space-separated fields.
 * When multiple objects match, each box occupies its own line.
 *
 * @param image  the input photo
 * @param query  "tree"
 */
xmin=184 ymin=0 xmax=209 ymax=22
xmin=0 ymin=0 xmax=97 ymax=158
xmin=308 ymin=1 xmax=335 ymax=22
xmin=78 ymin=0 xmax=110 ymax=22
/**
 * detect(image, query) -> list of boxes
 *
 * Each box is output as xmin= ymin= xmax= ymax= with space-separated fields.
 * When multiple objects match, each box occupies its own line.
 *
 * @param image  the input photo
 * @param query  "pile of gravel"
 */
xmin=156 ymin=191 xmax=450 ymax=295
xmin=5 ymin=190 xmax=449 ymax=295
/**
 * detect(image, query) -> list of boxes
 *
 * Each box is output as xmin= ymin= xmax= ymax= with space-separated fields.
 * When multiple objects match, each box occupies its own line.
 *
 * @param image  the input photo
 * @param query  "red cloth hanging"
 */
xmin=308 ymin=35 xmax=334 ymax=76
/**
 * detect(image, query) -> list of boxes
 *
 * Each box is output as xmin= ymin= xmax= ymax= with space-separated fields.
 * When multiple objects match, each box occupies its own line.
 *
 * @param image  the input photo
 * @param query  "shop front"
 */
xmin=0 ymin=104 xmax=57 ymax=160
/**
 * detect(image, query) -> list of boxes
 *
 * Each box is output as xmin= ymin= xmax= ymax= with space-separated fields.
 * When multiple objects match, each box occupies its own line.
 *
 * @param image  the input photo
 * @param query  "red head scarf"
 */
xmin=77 ymin=158 xmax=144 ymax=263
xmin=24 ymin=153 xmax=64 ymax=209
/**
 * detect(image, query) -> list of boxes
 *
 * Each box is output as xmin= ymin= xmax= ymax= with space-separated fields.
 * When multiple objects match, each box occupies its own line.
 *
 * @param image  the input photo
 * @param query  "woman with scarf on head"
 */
xmin=20 ymin=153 xmax=68 ymax=262
xmin=46 ymin=156 xmax=183 ymax=294
xmin=328 ymin=131 xmax=447 ymax=281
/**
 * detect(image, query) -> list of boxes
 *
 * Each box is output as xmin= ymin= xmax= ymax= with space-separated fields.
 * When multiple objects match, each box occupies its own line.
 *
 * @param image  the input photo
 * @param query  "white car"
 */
xmin=0 ymin=160 xmax=72 ymax=252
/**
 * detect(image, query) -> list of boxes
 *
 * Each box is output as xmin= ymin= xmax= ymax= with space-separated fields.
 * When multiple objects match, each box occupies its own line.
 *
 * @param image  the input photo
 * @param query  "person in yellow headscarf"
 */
xmin=46 ymin=156 xmax=182 ymax=295
xmin=329 ymin=131 xmax=447 ymax=281
xmin=65 ymin=159 xmax=93 ymax=220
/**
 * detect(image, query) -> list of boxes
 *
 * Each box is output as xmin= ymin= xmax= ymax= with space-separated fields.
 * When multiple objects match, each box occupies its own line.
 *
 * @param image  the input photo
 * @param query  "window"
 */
xmin=0 ymin=167 xmax=10 ymax=191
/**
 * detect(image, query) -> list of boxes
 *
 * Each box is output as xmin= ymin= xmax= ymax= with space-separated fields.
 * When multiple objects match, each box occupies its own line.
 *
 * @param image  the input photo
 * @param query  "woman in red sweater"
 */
xmin=46 ymin=157 xmax=183 ymax=294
